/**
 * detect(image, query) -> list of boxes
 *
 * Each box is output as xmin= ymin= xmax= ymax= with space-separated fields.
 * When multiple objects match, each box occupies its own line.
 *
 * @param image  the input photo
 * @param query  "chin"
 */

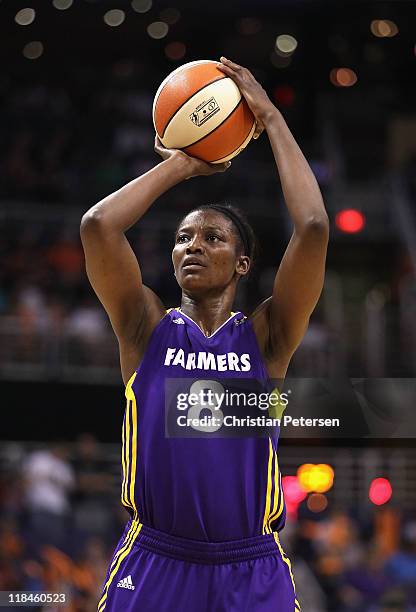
xmin=179 ymin=278 xmax=208 ymax=291
xmin=178 ymin=274 xmax=220 ymax=293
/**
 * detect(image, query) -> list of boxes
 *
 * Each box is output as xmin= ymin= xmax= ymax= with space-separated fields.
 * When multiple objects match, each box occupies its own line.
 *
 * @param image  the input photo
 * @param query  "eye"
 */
xmin=176 ymin=234 xmax=189 ymax=243
xmin=207 ymin=234 xmax=220 ymax=242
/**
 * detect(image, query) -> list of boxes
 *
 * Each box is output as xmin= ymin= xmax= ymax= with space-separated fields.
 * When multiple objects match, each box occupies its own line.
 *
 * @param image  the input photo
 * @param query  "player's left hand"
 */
xmin=217 ymin=57 xmax=277 ymax=139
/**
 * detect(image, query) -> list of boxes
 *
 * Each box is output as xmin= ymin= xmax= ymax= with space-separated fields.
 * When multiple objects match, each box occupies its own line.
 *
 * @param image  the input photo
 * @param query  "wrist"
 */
xmin=259 ymin=106 xmax=281 ymax=126
xmin=164 ymin=152 xmax=193 ymax=181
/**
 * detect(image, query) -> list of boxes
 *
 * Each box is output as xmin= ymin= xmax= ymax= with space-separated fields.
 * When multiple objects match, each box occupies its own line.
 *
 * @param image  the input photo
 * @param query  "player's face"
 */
xmin=172 ymin=210 xmax=249 ymax=292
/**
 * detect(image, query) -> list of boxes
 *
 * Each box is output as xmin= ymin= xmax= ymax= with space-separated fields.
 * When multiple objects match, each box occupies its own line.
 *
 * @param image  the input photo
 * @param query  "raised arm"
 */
xmin=80 ymin=139 xmax=231 ymax=384
xmin=260 ymin=108 xmax=329 ymax=356
xmin=217 ymin=58 xmax=329 ymax=373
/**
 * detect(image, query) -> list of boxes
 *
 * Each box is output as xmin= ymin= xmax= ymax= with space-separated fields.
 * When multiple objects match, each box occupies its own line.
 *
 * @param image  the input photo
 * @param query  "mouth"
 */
xmin=182 ymin=264 xmax=205 ymax=273
xmin=182 ymin=259 xmax=206 ymax=269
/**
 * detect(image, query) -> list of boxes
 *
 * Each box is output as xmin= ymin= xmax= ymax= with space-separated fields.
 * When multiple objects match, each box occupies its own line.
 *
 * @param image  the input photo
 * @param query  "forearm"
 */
xmin=82 ymin=155 xmax=189 ymax=232
xmin=263 ymin=108 xmax=328 ymax=230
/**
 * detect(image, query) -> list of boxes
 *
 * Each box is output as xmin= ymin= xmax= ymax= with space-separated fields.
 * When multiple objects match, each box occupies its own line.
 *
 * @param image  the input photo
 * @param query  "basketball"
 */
xmin=152 ymin=60 xmax=256 ymax=164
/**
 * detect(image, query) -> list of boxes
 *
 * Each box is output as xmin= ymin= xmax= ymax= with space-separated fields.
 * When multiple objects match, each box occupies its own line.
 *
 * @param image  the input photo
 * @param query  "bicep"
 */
xmin=80 ymin=212 xmax=163 ymax=340
xmin=269 ymin=222 xmax=329 ymax=356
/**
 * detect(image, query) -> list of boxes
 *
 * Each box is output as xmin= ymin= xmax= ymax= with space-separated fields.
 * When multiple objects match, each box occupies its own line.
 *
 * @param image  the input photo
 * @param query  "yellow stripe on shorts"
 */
xmin=273 ymin=532 xmax=301 ymax=611
xmin=98 ymin=520 xmax=142 ymax=612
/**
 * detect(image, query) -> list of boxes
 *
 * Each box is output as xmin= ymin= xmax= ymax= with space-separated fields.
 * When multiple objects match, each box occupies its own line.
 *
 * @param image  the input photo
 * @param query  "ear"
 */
xmin=236 ymin=255 xmax=250 ymax=277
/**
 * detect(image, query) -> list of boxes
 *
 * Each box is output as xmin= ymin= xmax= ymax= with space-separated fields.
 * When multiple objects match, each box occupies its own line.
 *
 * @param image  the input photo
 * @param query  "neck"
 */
xmin=179 ymin=294 xmax=235 ymax=337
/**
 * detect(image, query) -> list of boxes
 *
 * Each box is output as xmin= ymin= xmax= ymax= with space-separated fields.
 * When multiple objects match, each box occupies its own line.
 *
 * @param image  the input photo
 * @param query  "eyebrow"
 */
xmin=177 ymin=225 xmax=227 ymax=234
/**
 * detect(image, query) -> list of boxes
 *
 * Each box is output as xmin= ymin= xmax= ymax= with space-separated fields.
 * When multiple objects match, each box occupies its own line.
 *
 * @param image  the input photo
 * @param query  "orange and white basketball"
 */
xmin=152 ymin=60 xmax=256 ymax=164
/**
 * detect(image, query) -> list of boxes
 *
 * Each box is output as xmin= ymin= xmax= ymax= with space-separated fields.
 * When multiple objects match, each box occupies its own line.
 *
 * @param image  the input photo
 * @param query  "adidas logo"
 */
xmin=172 ymin=317 xmax=185 ymax=325
xmin=117 ymin=575 xmax=135 ymax=590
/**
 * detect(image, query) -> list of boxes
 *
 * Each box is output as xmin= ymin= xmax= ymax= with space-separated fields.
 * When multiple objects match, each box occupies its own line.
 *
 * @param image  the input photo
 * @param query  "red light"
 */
xmin=282 ymin=475 xmax=307 ymax=504
xmin=335 ymin=209 xmax=365 ymax=233
xmin=273 ymin=85 xmax=295 ymax=107
xmin=282 ymin=476 xmax=307 ymax=520
xmin=369 ymin=478 xmax=392 ymax=505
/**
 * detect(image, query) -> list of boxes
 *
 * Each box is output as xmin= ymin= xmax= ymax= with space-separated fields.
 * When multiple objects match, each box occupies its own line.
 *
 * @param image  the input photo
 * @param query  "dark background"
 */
xmin=1 ymin=2 xmax=416 ymax=609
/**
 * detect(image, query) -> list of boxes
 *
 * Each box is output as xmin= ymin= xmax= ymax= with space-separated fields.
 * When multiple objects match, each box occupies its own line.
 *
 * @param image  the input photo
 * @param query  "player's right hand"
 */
xmin=154 ymin=135 xmax=231 ymax=180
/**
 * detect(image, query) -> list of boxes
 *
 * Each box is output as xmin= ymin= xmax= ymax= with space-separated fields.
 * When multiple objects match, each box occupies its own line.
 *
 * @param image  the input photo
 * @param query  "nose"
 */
xmin=186 ymin=234 xmax=204 ymax=254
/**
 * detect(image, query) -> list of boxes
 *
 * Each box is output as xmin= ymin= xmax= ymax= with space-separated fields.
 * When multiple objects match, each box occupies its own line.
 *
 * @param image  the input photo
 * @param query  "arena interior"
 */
xmin=1 ymin=1 xmax=416 ymax=610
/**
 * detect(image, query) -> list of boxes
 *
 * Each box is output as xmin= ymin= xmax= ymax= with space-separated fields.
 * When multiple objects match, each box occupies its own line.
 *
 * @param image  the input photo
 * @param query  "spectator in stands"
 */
xmin=71 ymin=433 xmax=114 ymax=542
xmin=22 ymin=443 xmax=75 ymax=555
xmin=384 ymin=523 xmax=416 ymax=604
xmin=339 ymin=545 xmax=394 ymax=611
xmin=65 ymin=295 xmax=108 ymax=366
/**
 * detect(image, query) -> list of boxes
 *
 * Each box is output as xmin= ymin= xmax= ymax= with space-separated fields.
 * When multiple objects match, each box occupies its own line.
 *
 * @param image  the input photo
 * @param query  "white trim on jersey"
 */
xmin=176 ymin=308 xmax=241 ymax=339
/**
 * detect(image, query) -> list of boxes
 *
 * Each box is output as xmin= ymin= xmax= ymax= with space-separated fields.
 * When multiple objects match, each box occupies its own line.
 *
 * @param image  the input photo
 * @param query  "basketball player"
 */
xmin=80 ymin=57 xmax=328 ymax=611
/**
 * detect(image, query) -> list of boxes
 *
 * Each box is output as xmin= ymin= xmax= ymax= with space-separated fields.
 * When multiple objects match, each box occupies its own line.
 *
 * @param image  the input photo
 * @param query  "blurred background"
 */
xmin=0 ymin=0 xmax=415 ymax=610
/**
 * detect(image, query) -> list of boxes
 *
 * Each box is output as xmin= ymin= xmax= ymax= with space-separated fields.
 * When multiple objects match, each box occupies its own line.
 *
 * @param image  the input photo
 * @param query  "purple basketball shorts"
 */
xmin=98 ymin=520 xmax=301 ymax=611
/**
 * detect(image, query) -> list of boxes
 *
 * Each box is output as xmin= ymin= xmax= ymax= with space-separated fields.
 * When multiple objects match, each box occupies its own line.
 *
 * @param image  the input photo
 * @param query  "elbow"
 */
xmin=80 ymin=207 xmax=104 ymax=235
xmin=299 ymin=214 xmax=330 ymax=239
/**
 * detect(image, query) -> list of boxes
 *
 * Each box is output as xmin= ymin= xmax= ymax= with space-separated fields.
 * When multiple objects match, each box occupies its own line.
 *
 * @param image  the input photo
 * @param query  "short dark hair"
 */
xmin=176 ymin=202 xmax=257 ymax=271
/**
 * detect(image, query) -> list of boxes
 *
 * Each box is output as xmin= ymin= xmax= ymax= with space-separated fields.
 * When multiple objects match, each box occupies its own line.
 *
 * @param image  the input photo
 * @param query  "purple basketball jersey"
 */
xmin=121 ymin=308 xmax=286 ymax=542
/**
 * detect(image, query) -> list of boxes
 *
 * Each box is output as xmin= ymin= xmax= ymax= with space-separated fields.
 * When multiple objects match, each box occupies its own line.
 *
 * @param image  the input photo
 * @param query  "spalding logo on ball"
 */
xmin=152 ymin=60 xmax=256 ymax=164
